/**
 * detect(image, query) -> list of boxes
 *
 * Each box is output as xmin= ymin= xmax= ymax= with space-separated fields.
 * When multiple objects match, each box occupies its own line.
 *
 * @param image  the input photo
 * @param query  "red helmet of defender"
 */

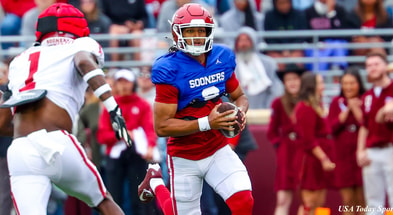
xmin=170 ymin=3 xmax=215 ymax=56
xmin=35 ymin=3 xmax=90 ymax=42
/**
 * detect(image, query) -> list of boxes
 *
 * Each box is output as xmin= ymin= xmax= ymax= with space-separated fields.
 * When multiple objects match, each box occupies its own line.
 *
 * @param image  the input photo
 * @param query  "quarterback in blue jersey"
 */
xmin=138 ymin=3 xmax=254 ymax=215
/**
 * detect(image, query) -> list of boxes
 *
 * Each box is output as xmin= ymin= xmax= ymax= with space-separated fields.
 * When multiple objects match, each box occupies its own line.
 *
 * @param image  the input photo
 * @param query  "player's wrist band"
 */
xmin=103 ymin=96 xmax=118 ymax=112
xmin=198 ymin=116 xmax=211 ymax=131
xmin=93 ymin=84 xmax=111 ymax=98
xmin=83 ymin=68 xmax=105 ymax=82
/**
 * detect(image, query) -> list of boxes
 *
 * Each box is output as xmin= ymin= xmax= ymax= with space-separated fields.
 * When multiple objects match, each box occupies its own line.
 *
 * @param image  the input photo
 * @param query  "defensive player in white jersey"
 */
xmin=0 ymin=3 xmax=131 ymax=215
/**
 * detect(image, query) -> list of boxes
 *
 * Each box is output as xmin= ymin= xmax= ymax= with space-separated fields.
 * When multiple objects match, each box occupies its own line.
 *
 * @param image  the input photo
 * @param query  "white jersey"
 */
xmin=8 ymin=37 xmax=104 ymax=123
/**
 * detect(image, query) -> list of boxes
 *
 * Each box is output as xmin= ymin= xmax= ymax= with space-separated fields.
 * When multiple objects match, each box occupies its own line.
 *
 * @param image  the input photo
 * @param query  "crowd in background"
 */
xmin=2 ymin=0 xmax=393 ymax=215
xmin=2 ymin=0 xmax=393 ymax=68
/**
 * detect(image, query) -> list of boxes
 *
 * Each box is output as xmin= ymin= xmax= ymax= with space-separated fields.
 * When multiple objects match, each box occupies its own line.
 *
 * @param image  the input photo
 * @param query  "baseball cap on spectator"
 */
xmin=114 ymin=69 xmax=136 ymax=82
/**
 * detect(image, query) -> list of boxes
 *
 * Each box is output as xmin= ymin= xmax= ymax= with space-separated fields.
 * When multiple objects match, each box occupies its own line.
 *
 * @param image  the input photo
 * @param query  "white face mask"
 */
xmin=314 ymin=1 xmax=328 ymax=15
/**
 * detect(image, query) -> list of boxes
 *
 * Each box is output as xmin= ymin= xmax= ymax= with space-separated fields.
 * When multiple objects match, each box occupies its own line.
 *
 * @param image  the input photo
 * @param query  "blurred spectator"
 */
xmin=233 ymin=27 xmax=283 ymax=109
xmin=80 ymin=0 xmax=111 ymax=35
xmin=347 ymin=0 xmax=393 ymax=57
xmin=336 ymin=0 xmax=357 ymax=12
xmin=136 ymin=66 xmax=155 ymax=106
xmin=215 ymin=0 xmax=231 ymax=15
xmin=21 ymin=0 xmax=64 ymax=48
xmin=195 ymin=0 xmax=231 ymax=16
xmin=102 ymin=0 xmax=148 ymax=61
xmin=0 ymin=0 xmax=35 ymax=50
xmin=67 ymin=0 xmax=80 ymax=7
xmin=264 ymin=0 xmax=308 ymax=44
xmin=218 ymin=0 xmax=263 ymax=46
xmin=304 ymin=0 xmax=351 ymax=71
xmin=386 ymin=0 xmax=393 ymax=16
xmin=105 ymin=69 xmax=119 ymax=96
xmin=294 ymin=72 xmax=336 ymax=215
xmin=358 ymin=53 xmax=393 ymax=215
xmin=102 ymin=0 xmax=149 ymax=27
xmin=328 ymin=67 xmax=366 ymax=215
xmin=0 ymin=60 xmax=13 ymax=215
xmin=263 ymin=0 xmax=307 ymax=70
xmin=97 ymin=69 xmax=159 ymax=214
xmin=260 ymin=0 xmax=273 ymax=12
xmin=305 ymin=0 xmax=350 ymax=33
xmin=0 ymin=3 xmax=4 ymax=22
xmin=79 ymin=0 xmax=111 ymax=59
xmin=139 ymin=28 xmax=169 ymax=65
xmin=145 ymin=0 xmax=165 ymax=28
xmin=291 ymin=0 xmax=313 ymax=10
xmin=156 ymin=0 xmax=209 ymax=33
xmin=268 ymin=64 xmax=305 ymax=215
xmin=135 ymin=64 xmax=169 ymax=201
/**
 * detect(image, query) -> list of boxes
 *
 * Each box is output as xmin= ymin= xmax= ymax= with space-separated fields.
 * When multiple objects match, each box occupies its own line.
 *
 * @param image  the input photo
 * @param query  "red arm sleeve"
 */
xmin=96 ymin=108 xmax=118 ymax=150
xmin=226 ymin=72 xmax=240 ymax=93
xmin=296 ymin=104 xmax=319 ymax=153
xmin=267 ymin=99 xmax=281 ymax=147
xmin=155 ymin=84 xmax=178 ymax=104
xmin=140 ymin=102 xmax=157 ymax=148
xmin=328 ymin=97 xmax=345 ymax=135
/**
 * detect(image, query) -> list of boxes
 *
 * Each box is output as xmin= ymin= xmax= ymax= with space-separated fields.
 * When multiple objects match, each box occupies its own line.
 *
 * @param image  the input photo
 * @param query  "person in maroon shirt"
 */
xmin=328 ymin=67 xmax=366 ymax=215
xmin=357 ymin=52 xmax=393 ymax=213
xmin=268 ymin=64 xmax=305 ymax=215
xmin=294 ymin=72 xmax=336 ymax=215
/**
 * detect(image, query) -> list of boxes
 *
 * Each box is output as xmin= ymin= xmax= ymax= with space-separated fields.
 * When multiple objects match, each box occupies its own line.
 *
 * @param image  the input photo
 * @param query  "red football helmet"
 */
xmin=35 ymin=3 xmax=90 ymax=42
xmin=170 ymin=3 xmax=215 ymax=56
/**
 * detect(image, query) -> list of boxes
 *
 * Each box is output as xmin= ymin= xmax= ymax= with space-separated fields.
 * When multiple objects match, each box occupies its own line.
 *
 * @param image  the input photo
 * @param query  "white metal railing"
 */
xmin=0 ymin=28 xmax=388 ymax=106
xmin=2 ymin=28 xmax=393 ymax=68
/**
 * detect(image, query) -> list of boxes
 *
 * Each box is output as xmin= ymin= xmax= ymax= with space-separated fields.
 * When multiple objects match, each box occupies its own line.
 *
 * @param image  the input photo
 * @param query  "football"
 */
xmin=216 ymin=102 xmax=244 ymax=138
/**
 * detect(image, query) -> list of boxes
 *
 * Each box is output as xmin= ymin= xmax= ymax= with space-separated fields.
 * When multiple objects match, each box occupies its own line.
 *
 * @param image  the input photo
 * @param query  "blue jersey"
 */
xmin=152 ymin=44 xmax=236 ymax=111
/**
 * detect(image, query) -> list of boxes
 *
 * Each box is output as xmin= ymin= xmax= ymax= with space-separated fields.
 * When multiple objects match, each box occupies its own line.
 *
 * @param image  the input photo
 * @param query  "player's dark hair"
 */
xmin=168 ymin=45 xmax=178 ymax=53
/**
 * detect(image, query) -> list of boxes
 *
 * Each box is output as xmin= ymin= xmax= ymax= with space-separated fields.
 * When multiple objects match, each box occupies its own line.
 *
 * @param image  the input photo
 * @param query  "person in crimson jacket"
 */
xmin=267 ymin=64 xmax=305 ymax=215
xmin=294 ymin=72 xmax=336 ymax=215
xmin=97 ymin=69 xmax=158 ymax=215
xmin=328 ymin=67 xmax=366 ymax=213
xmin=357 ymin=52 xmax=393 ymax=214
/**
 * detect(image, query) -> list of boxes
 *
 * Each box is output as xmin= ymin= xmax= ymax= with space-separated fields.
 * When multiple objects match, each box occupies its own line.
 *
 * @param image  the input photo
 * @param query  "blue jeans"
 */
xmin=1 ymin=13 xmax=21 ymax=50
xmin=305 ymin=39 xmax=349 ymax=71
